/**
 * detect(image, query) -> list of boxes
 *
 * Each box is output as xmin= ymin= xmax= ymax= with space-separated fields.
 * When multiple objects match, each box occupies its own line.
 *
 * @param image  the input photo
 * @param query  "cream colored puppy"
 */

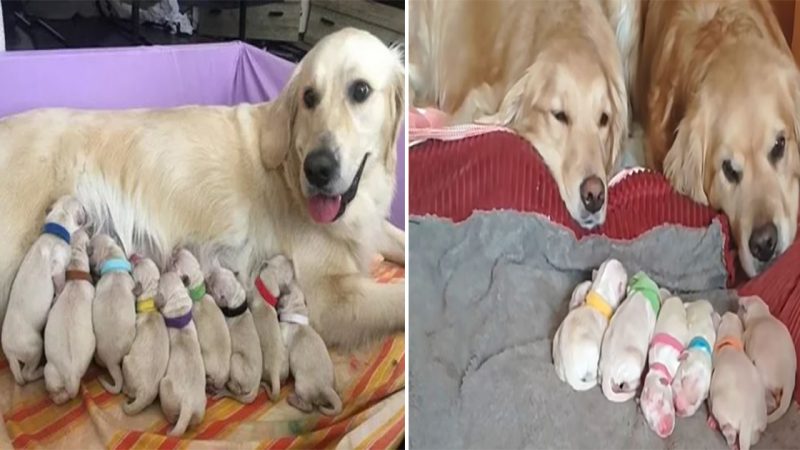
xmin=739 ymin=295 xmax=796 ymax=423
xmin=158 ymin=271 xmax=206 ymax=436
xmin=280 ymin=282 xmax=342 ymax=416
xmin=207 ymin=267 xmax=262 ymax=404
xmin=90 ymin=234 xmax=136 ymax=394
xmin=121 ymin=257 xmax=169 ymax=415
xmin=553 ymin=258 xmax=628 ymax=391
xmin=672 ymin=299 xmax=717 ymax=418
xmin=169 ymin=248 xmax=231 ymax=391
xmin=43 ymin=229 xmax=95 ymax=404
xmin=1 ymin=195 xmax=86 ymax=384
xmin=599 ymin=272 xmax=662 ymax=402
xmin=708 ymin=312 xmax=767 ymax=450
xmin=250 ymin=255 xmax=292 ymax=400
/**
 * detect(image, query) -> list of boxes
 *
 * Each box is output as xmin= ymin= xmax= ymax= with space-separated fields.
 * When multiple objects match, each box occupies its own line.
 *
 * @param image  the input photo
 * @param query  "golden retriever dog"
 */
xmin=0 ymin=28 xmax=405 ymax=349
xmin=637 ymin=0 xmax=799 ymax=277
xmin=409 ymin=0 xmax=628 ymax=229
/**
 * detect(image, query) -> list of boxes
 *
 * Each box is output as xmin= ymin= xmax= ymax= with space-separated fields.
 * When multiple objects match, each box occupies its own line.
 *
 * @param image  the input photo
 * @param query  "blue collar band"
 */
xmin=42 ymin=223 xmax=70 ymax=244
xmin=100 ymin=258 xmax=132 ymax=276
xmin=687 ymin=336 xmax=712 ymax=356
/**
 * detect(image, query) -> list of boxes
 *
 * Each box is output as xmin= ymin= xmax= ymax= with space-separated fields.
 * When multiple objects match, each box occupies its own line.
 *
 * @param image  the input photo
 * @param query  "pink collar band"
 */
xmin=650 ymin=332 xmax=684 ymax=354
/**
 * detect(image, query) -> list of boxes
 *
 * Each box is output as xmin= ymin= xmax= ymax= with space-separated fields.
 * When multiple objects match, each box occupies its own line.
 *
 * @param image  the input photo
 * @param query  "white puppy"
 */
xmin=1 ymin=195 xmax=86 ymax=384
xmin=121 ymin=257 xmax=169 ymax=415
xmin=207 ymin=267 xmax=262 ymax=404
xmin=170 ymin=248 xmax=231 ymax=391
xmin=280 ymin=282 xmax=342 ymax=415
xmin=43 ymin=229 xmax=95 ymax=404
xmin=640 ymin=295 xmax=688 ymax=439
xmin=599 ymin=272 xmax=662 ymax=402
xmin=90 ymin=234 xmax=136 ymax=394
xmin=672 ymin=299 xmax=717 ymax=418
xmin=553 ymin=259 xmax=628 ymax=391
xmin=158 ymin=271 xmax=206 ymax=436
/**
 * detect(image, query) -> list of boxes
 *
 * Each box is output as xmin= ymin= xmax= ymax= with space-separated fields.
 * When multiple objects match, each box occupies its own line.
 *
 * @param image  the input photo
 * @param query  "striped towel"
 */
xmin=0 ymin=260 xmax=404 ymax=449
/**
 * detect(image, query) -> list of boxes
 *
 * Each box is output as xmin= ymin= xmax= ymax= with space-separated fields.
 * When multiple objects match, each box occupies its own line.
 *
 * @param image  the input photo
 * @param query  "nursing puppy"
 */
xmin=599 ymin=272 xmax=661 ymax=402
xmin=673 ymin=300 xmax=717 ymax=418
xmin=553 ymin=258 xmax=628 ymax=391
xmin=250 ymin=255 xmax=293 ymax=400
xmin=90 ymin=234 xmax=136 ymax=394
xmin=708 ymin=312 xmax=767 ymax=450
xmin=739 ymin=295 xmax=796 ymax=423
xmin=43 ymin=229 xmax=95 ymax=404
xmin=2 ymin=195 xmax=86 ymax=384
xmin=170 ymin=249 xmax=231 ymax=391
xmin=207 ymin=267 xmax=262 ymax=404
xmin=158 ymin=271 xmax=206 ymax=436
xmin=281 ymin=281 xmax=342 ymax=415
xmin=121 ymin=257 xmax=169 ymax=415
xmin=640 ymin=295 xmax=688 ymax=438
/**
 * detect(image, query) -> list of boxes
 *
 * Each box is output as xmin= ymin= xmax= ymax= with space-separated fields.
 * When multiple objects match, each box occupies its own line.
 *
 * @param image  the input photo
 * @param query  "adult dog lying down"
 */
xmin=0 ymin=28 xmax=405 ymax=349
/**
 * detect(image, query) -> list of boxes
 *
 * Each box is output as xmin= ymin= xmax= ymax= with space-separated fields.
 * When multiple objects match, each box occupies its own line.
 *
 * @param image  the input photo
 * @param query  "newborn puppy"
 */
xmin=2 ymin=195 xmax=86 ymax=384
xmin=709 ymin=312 xmax=767 ymax=450
xmin=207 ymin=267 xmax=262 ymax=404
xmin=739 ymin=295 xmax=796 ymax=423
xmin=170 ymin=249 xmax=231 ymax=391
xmin=599 ymin=272 xmax=662 ymax=402
xmin=90 ymin=234 xmax=136 ymax=394
xmin=250 ymin=255 xmax=292 ymax=400
xmin=43 ymin=229 xmax=95 ymax=404
xmin=280 ymin=282 xmax=342 ymax=416
xmin=553 ymin=259 xmax=628 ymax=391
xmin=158 ymin=271 xmax=206 ymax=436
xmin=673 ymin=299 xmax=717 ymax=418
xmin=641 ymin=295 xmax=688 ymax=439
xmin=121 ymin=258 xmax=169 ymax=415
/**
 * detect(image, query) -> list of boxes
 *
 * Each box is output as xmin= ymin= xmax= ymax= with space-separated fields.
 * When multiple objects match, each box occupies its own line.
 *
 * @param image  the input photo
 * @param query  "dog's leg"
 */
xmin=378 ymin=221 xmax=405 ymax=266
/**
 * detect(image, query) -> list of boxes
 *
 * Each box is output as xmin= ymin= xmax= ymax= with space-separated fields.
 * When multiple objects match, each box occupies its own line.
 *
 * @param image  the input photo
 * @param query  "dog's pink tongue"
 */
xmin=308 ymin=195 xmax=341 ymax=223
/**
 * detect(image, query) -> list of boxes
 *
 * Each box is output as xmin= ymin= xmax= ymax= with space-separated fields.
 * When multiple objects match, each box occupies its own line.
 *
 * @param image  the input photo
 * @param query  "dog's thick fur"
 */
xmin=0 ymin=28 xmax=405 ymax=349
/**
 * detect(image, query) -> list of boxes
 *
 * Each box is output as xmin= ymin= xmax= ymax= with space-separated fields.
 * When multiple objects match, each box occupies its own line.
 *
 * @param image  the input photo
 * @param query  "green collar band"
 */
xmin=628 ymin=272 xmax=661 ymax=315
xmin=189 ymin=282 xmax=206 ymax=303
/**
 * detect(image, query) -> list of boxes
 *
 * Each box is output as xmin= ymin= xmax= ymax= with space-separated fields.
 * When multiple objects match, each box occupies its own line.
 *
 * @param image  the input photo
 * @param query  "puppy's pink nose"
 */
xmin=580 ymin=176 xmax=605 ymax=214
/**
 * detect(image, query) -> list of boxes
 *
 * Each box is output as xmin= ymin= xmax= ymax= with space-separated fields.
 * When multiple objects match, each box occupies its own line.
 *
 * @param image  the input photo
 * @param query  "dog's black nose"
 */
xmin=304 ymin=148 xmax=339 ymax=189
xmin=749 ymin=222 xmax=778 ymax=262
xmin=580 ymin=176 xmax=605 ymax=214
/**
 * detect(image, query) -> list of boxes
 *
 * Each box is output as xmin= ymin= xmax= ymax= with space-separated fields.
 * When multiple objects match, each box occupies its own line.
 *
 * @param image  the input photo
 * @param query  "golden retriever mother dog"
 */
xmin=638 ymin=0 xmax=800 ymax=277
xmin=0 ymin=28 xmax=405 ymax=349
xmin=409 ymin=0 xmax=628 ymax=229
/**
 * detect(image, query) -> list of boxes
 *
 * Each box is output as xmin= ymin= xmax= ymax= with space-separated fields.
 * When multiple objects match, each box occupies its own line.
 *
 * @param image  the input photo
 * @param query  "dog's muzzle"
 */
xmin=306 ymin=153 xmax=370 ymax=224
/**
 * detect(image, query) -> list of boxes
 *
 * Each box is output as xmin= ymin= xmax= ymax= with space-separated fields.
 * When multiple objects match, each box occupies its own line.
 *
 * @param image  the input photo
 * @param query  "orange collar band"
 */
xmin=715 ymin=337 xmax=744 ymax=353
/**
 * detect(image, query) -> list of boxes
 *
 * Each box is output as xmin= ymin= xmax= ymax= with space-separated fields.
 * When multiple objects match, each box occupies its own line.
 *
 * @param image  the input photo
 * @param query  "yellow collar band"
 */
xmin=585 ymin=290 xmax=613 ymax=320
xmin=136 ymin=298 xmax=157 ymax=314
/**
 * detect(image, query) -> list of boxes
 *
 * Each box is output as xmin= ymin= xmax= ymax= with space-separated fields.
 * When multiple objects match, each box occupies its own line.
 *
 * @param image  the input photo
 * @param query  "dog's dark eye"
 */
xmin=769 ymin=134 xmax=786 ymax=164
xmin=349 ymin=80 xmax=371 ymax=103
xmin=552 ymin=110 xmax=569 ymax=125
xmin=722 ymin=159 xmax=741 ymax=184
xmin=303 ymin=87 xmax=319 ymax=109
xmin=599 ymin=113 xmax=609 ymax=127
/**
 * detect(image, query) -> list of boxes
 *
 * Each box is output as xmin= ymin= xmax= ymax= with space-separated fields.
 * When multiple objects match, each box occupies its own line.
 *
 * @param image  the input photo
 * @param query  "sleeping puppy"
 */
xmin=250 ymin=255 xmax=293 ymax=401
xmin=280 ymin=282 xmax=342 ymax=416
xmin=121 ymin=257 xmax=169 ymax=415
xmin=638 ymin=0 xmax=800 ymax=276
xmin=158 ymin=271 xmax=206 ymax=436
xmin=739 ymin=295 xmax=796 ymax=423
xmin=43 ymin=229 xmax=95 ymax=404
xmin=410 ymin=0 xmax=628 ymax=229
xmin=170 ymin=248 xmax=231 ymax=391
xmin=673 ymin=300 xmax=717 ymax=418
xmin=553 ymin=259 xmax=627 ymax=391
xmin=599 ymin=272 xmax=662 ymax=402
xmin=708 ymin=312 xmax=767 ymax=450
xmin=207 ymin=267 xmax=262 ymax=404
xmin=2 ymin=195 xmax=86 ymax=384
xmin=641 ymin=295 xmax=689 ymax=439
xmin=90 ymin=234 xmax=136 ymax=394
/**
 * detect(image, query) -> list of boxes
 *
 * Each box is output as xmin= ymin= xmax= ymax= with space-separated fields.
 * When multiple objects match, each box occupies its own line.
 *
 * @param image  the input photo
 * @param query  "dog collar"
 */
xmin=254 ymin=277 xmax=279 ymax=308
xmin=649 ymin=362 xmax=674 ymax=384
xmin=65 ymin=270 xmax=93 ymax=284
xmin=42 ymin=223 xmax=70 ymax=244
xmin=687 ymin=336 xmax=712 ymax=356
xmin=164 ymin=311 xmax=192 ymax=329
xmin=585 ymin=290 xmax=613 ymax=320
xmin=628 ymin=272 xmax=660 ymax=315
xmin=189 ymin=282 xmax=206 ymax=303
xmin=715 ymin=337 xmax=744 ymax=353
xmin=334 ymin=153 xmax=370 ymax=221
xmin=280 ymin=312 xmax=309 ymax=325
xmin=136 ymin=298 xmax=157 ymax=314
xmin=220 ymin=302 xmax=248 ymax=318
xmin=650 ymin=332 xmax=685 ymax=354
xmin=100 ymin=259 xmax=132 ymax=276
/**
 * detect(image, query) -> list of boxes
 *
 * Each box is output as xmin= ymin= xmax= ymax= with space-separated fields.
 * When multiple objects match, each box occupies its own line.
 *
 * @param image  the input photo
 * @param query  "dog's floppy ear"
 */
xmin=475 ymin=60 xmax=548 ymax=127
xmin=259 ymin=65 xmax=301 ymax=170
xmin=603 ymin=58 xmax=628 ymax=173
xmin=568 ymin=280 xmax=592 ymax=309
xmin=663 ymin=102 xmax=709 ymax=205
xmin=383 ymin=44 xmax=405 ymax=175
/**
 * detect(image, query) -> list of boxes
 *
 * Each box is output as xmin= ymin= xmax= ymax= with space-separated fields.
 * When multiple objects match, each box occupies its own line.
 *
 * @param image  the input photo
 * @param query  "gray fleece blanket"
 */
xmin=408 ymin=212 xmax=800 ymax=449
